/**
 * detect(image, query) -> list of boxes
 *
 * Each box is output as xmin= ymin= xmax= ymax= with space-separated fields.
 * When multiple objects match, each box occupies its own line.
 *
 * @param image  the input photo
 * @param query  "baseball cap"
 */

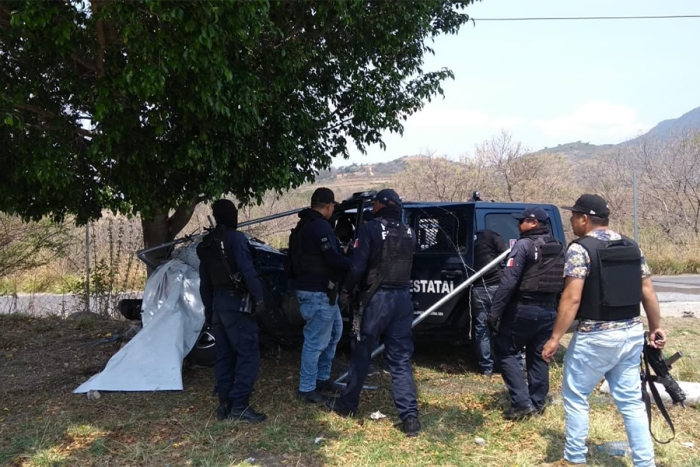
xmin=512 ymin=206 xmax=549 ymax=221
xmin=373 ymin=188 xmax=402 ymax=206
xmin=562 ymin=194 xmax=610 ymax=218
xmin=311 ymin=187 xmax=335 ymax=205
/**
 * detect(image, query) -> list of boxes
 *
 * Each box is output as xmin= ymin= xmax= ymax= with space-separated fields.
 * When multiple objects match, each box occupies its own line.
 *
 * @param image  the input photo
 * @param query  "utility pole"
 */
xmin=633 ymin=173 xmax=639 ymax=243
xmin=85 ymin=224 xmax=90 ymax=313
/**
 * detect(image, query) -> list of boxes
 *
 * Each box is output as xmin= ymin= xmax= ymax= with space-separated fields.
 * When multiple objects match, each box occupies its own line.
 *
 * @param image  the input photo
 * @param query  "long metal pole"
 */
xmin=85 ymin=223 xmax=90 ymax=313
xmin=134 ymin=207 xmax=305 ymax=269
xmin=633 ymin=172 xmax=639 ymax=243
xmin=334 ymin=247 xmax=512 ymax=384
xmin=238 ymin=207 xmax=304 ymax=228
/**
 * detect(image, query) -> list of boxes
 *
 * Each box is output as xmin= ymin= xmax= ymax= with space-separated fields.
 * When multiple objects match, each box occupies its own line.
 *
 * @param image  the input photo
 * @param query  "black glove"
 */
xmin=204 ymin=307 xmax=213 ymax=327
xmin=486 ymin=314 xmax=500 ymax=334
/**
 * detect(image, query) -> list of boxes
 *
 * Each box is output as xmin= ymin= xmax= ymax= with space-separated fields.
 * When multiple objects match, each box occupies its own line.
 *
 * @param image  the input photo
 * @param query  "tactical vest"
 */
xmin=286 ymin=217 xmax=331 ymax=279
xmin=196 ymin=227 xmax=240 ymax=292
xmin=519 ymin=236 xmax=566 ymax=294
xmin=573 ymin=235 xmax=642 ymax=321
xmin=365 ymin=218 xmax=414 ymax=287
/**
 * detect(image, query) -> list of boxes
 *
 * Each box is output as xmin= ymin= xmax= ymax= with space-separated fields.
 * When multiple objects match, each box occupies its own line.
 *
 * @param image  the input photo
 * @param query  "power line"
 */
xmin=472 ymin=15 xmax=700 ymax=22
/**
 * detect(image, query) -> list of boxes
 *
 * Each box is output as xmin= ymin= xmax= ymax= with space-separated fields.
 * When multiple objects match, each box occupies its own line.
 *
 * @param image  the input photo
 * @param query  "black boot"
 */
xmin=216 ymin=393 xmax=232 ymax=421
xmin=316 ymin=379 xmax=342 ymax=394
xmin=297 ymin=389 xmax=329 ymax=404
xmin=504 ymin=404 xmax=536 ymax=421
xmin=402 ymin=415 xmax=421 ymax=437
xmin=229 ymin=405 xmax=266 ymax=423
xmin=324 ymin=396 xmax=355 ymax=417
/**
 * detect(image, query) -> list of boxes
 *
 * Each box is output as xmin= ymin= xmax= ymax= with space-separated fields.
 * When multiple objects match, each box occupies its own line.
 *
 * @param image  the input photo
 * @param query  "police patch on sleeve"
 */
xmin=319 ymin=236 xmax=331 ymax=251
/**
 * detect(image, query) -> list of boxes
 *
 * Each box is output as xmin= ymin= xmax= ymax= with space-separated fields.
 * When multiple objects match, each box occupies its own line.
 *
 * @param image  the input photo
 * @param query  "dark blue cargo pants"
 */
xmin=339 ymin=287 xmax=418 ymax=421
xmin=211 ymin=292 xmax=260 ymax=408
xmin=494 ymin=303 xmax=556 ymax=410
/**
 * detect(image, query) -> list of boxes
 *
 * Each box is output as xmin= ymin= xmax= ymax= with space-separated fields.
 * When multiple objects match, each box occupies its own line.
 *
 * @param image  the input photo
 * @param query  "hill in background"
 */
xmin=324 ymin=104 xmax=700 ymax=176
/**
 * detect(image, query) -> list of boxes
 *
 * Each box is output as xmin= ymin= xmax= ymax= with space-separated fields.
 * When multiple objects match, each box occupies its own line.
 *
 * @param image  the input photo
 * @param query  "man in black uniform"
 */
xmin=197 ymin=199 xmax=267 ymax=423
xmin=325 ymin=189 xmax=421 ymax=437
xmin=487 ymin=206 xmax=565 ymax=420
xmin=287 ymin=188 xmax=350 ymax=403
xmin=471 ymin=229 xmax=508 ymax=376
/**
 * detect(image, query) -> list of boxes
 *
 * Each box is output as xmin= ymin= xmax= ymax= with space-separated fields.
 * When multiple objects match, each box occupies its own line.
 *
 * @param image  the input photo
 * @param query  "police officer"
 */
xmin=541 ymin=195 xmax=666 ymax=466
xmin=325 ymin=189 xmax=421 ymax=437
xmin=287 ymin=188 xmax=350 ymax=403
xmin=486 ymin=206 xmax=565 ymax=420
xmin=197 ymin=199 xmax=267 ymax=423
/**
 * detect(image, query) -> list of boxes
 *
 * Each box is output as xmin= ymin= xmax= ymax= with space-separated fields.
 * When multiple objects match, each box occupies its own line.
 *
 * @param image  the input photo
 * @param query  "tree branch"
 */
xmin=167 ymin=194 xmax=204 ymax=239
xmin=91 ymin=0 xmax=107 ymax=78
xmin=70 ymin=52 xmax=98 ymax=74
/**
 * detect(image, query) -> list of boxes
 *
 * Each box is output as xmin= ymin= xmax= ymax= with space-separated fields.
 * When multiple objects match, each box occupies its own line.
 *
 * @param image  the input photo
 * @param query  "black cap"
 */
xmin=373 ymin=188 xmax=402 ymax=206
xmin=212 ymin=199 xmax=238 ymax=228
xmin=562 ymin=194 xmax=610 ymax=218
xmin=311 ymin=187 xmax=335 ymax=205
xmin=512 ymin=206 xmax=549 ymax=221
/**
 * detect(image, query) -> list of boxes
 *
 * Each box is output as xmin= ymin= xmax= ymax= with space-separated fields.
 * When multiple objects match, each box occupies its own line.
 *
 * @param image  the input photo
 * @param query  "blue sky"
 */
xmin=337 ymin=0 xmax=700 ymax=166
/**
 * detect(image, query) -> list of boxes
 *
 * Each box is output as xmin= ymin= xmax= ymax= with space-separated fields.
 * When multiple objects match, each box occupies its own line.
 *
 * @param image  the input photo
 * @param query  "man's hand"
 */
xmin=542 ymin=337 xmax=560 ymax=363
xmin=486 ymin=314 xmax=500 ymax=334
xmin=649 ymin=329 xmax=667 ymax=350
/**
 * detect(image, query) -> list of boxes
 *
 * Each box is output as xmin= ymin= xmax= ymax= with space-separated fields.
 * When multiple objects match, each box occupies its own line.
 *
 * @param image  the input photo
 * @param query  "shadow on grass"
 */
xmin=418 ymin=398 xmax=486 ymax=444
xmin=539 ymin=428 xmax=630 ymax=467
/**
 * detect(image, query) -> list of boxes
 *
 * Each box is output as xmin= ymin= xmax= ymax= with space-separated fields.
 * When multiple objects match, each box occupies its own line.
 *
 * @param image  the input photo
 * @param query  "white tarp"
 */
xmin=74 ymin=243 xmax=204 ymax=393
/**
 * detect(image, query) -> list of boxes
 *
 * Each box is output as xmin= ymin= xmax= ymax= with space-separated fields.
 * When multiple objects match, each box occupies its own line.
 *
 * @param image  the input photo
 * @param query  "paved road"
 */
xmin=0 ymin=292 xmax=142 ymax=316
xmin=1 ymin=275 xmax=698 ymax=317
xmin=653 ymin=275 xmax=700 ymax=301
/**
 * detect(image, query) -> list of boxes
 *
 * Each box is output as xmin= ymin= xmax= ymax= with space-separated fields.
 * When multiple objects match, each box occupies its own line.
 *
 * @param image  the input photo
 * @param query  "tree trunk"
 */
xmin=140 ymin=197 xmax=201 ymax=274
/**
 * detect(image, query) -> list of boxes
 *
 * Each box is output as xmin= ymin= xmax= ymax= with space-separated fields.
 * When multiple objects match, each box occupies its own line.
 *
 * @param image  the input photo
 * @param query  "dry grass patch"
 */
xmin=1 ymin=314 xmax=699 ymax=467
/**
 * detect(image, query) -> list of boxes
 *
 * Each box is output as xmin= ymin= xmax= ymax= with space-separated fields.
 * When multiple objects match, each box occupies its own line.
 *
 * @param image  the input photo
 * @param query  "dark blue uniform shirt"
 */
xmin=199 ymin=229 xmax=265 ymax=310
xmin=489 ymin=236 xmax=537 ymax=320
xmin=344 ymin=209 xmax=415 ymax=291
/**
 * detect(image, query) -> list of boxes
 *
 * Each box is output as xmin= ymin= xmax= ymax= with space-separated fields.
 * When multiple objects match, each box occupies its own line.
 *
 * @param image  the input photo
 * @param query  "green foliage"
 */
xmin=0 ymin=0 xmax=474 ymax=235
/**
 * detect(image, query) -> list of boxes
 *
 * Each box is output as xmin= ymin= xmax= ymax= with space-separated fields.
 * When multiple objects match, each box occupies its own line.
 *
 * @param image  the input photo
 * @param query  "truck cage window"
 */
xmin=484 ymin=212 xmax=553 ymax=247
xmin=413 ymin=210 xmax=468 ymax=254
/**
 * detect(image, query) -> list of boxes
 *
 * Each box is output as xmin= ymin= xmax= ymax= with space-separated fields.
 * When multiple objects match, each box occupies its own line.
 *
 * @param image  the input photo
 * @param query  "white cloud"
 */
xmin=533 ymin=101 xmax=650 ymax=144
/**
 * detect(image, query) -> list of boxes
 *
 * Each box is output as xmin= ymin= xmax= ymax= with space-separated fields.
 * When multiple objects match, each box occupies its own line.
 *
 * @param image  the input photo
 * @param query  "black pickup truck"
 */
xmin=124 ymin=191 xmax=565 ymax=360
xmin=125 ymin=191 xmax=567 ymax=354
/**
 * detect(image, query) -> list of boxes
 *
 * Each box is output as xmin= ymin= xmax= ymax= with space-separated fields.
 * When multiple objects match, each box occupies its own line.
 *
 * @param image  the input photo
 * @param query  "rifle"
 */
xmin=644 ymin=341 xmax=686 ymax=407
xmin=205 ymin=216 xmax=250 ymax=311
xmin=641 ymin=335 xmax=685 ymax=444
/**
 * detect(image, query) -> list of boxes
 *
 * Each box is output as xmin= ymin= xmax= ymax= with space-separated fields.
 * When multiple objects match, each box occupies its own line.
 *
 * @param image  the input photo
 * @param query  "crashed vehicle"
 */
xmin=123 ymin=191 xmax=566 ymax=362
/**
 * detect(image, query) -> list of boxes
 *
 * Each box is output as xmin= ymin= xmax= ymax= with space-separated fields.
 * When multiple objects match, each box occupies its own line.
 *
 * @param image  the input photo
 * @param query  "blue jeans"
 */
xmin=471 ymin=285 xmax=498 ymax=373
xmin=562 ymin=323 xmax=655 ymax=466
xmin=296 ymin=290 xmax=343 ymax=392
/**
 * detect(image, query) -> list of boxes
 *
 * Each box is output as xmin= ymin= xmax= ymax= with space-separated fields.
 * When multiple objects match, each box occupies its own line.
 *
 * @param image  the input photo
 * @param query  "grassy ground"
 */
xmin=1 ymin=314 xmax=699 ymax=467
